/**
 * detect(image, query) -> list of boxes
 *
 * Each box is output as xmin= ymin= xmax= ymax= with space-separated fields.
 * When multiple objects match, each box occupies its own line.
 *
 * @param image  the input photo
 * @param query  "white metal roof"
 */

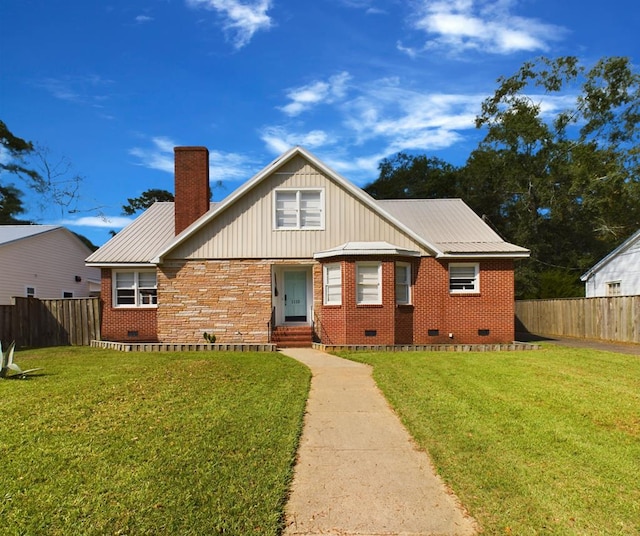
xmin=0 ymin=225 xmax=61 ymax=247
xmin=86 ymin=147 xmax=529 ymax=266
xmin=85 ymin=203 xmax=174 ymax=265
xmin=378 ymin=199 xmax=529 ymax=257
xmin=314 ymin=241 xmax=421 ymax=259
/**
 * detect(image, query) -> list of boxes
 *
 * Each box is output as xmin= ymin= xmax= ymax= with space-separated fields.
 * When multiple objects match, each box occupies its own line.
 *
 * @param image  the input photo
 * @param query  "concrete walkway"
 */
xmin=279 ymin=347 xmax=478 ymax=536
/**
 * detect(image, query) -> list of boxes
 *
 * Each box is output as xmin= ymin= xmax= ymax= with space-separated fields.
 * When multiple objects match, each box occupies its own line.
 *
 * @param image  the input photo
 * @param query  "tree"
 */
xmin=364 ymin=153 xmax=461 ymax=199
xmin=1 ymin=120 xmax=85 ymax=221
xmin=0 ymin=185 xmax=29 ymax=224
xmin=122 ymin=189 xmax=175 ymax=215
xmin=469 ymin=56 xmax=640 ymax=298
xmin=0 ymin=120 xmax=38 ymax=182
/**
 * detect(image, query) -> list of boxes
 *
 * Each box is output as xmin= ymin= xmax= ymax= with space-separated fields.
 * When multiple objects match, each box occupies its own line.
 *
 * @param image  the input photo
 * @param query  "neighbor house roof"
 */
xmin=580 ymin=229 xmax=640 ymax=282
xmin=86 ymin=147 xmax=529 ymax=266
xmin=0 ymin=225 xmax=62 ymax=247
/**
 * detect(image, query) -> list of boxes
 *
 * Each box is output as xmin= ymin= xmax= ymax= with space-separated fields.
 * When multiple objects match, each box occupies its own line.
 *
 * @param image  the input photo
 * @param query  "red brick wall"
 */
xmin=316 ymin=256 xmax=516 ymax=345
xmin=99 ymin=269 xmax=158 ymax=342
xmin=412 ymin=257 xmax=515 ymax=344
xmin=174 ymin=147 xmax=210 ymax=235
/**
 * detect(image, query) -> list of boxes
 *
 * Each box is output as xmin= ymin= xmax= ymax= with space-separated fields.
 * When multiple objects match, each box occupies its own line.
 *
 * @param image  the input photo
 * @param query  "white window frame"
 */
xmin=25 ymin=286 xmax=36 ymax=298
xmin=449 ymin=263 xmax=480 ymax=294
xmin=395 ymin=262 xmax=412 ymax=305
xmin=323 ymin=263 xmax=342 ymax=305
xmin=113 ymin=270 xmax=158 ymax=308
xmin=274 ymin=188 xmax=324 ymax=230
xmin=356 ymin=262 xmax=382 ymax=305
xmin=606 ymin=280 xmax=621 ymax=296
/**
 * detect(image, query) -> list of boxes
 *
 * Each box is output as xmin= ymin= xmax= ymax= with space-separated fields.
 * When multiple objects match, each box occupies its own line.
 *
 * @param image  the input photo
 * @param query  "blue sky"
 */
xmin=1 ymin=0 xmax=639 ymax=247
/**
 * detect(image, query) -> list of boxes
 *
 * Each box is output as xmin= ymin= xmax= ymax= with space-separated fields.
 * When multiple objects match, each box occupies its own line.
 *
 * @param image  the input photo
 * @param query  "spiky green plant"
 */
xmin=0 ymin=341 xmax=42 ymax=379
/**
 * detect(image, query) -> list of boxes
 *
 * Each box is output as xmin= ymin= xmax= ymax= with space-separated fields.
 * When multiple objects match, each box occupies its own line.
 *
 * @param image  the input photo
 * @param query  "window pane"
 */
xmin=139 ymin=289 xmax=158 ymax=305
xmin=116 ymin=272 xmax=135 ymax=288
xmin=138 ymin=272 xmax=156 ymax=287
xmin=117 ymin=289 xmax=135 ymax=305
xmin=300 ymin=192 xmax=322 ymax=228
xmin=324 ymin=264 xmax=341 ymax=305
xmin=357 ymin=264 xmax=381 ymax=304
xmin=275 ymin=192 xmax=298 ymax=228
xmin=300 ymin=209 xmax=321 ymax=228
xmin=396 ymin=265 xmax=409 ymax=285
xmin=450 ymin=265 xmax=478 ymax=292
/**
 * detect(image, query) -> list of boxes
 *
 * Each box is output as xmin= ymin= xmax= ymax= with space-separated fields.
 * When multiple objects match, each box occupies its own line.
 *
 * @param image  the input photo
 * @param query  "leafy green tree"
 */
xmin=469 ymin=56 xmax=640 ymax=297
xmin=0 ymin=185 xmax=29 ymax=224
xmin=364 ymin=153 xmax=461 ymax=199
xmin=122 ymin=189 xmax=175 ymax=215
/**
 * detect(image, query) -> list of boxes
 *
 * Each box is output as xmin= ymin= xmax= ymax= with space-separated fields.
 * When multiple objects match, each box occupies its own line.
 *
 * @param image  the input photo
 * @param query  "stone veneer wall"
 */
xmin=157 ymin=259 xmax=273 ymax=343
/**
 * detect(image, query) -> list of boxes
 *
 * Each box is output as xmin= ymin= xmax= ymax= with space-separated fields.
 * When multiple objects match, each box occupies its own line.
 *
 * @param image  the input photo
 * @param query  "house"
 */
xmin=86 ymin=146 xmax=529 ymax=347
xmin=0 ymin=225 xmax=100 ymax=305
xmin=581 ymin=229 xmax=640 ymax=297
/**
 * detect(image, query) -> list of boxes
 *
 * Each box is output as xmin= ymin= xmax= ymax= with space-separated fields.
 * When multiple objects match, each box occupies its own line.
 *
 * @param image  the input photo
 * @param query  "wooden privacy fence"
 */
xmin=0 ymin=297 xmax=100 ymax=349
xmin=516 ymin=296 xmax=640 ymax=344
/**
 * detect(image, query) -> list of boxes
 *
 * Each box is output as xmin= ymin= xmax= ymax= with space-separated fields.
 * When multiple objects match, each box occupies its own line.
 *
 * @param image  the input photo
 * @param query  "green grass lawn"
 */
xmin=339 ymin=346 xmax=640 ymax=535
xmin=0 ymin=347 xmax=310 ymax=536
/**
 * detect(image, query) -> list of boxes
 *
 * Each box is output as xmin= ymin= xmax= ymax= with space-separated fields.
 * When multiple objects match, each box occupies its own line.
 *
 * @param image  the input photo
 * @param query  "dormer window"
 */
xmin=274 ymin=189 xmax=324 ymax=230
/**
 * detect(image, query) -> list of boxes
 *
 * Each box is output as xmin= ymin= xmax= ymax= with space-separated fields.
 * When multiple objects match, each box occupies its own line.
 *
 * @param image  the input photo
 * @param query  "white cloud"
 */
xmin=60 ymin=216 xmax=133 ymax=229
xmin=36 ymin=75 xmax=115 ymax=109
xmin=261 ymin=127 xmax=330 ymax=154
xmin=342 ymin=82 xmax=483 ymax=149
xmin=129 ymin=137 xmax=176 ymax=173
xmin=264 ymin=76 xmax=488 ymax=182
xmin=336 ymin=0 xmax=387 ymax=14
xmin=186 ymin=0 xmax=273 ymax=49
xmin=129 ymin=136 xmax=257 ymax=181
xmin=408 ymin=0 xmax=566 ymax=55
xmin=280 ymin=72 xmax=351 ymax=117
xmin=135 ymin=15 xmax=154 ymax=23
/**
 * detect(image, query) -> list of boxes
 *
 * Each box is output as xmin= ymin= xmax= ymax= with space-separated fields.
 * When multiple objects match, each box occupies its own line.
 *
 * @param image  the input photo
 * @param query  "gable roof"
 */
xmin=0 ymin=225 xmax=62 ymax=247
xmin=580 ymin=229 xmax=640 ymax=282
xmin=86 ymin=147 xmax=529 ymax=266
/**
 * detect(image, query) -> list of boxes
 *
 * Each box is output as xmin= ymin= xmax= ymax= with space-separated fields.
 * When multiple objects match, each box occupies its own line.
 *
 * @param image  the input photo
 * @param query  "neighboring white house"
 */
xmin=581 ymin=229 xmax=640 ymax=297
xmin=0 ymin=225 xmax=101 ymax=305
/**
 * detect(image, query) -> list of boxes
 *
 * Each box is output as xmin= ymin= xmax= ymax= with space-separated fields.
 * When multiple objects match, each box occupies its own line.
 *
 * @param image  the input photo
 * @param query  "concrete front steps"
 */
xmin=271 ymin=325 xmax=313 ymax=348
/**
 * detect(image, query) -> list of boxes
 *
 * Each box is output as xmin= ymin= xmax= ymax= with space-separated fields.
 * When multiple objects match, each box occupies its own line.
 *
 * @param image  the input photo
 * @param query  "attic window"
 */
xmin=274 ymin=189 xmax=324 ymax=230
xmin=606 ymin=281 xmax=621 ymax=296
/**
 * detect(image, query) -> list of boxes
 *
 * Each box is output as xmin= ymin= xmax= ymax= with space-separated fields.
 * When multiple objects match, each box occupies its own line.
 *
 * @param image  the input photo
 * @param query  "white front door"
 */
xmin=284 ymin=270 xmax=307 ymax=322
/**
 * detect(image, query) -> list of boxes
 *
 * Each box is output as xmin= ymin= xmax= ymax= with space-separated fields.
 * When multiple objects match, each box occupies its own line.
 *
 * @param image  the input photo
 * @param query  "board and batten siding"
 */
xmin=0 ymin=229 xmax=100 ymax=305
xmin=167 ymin=155 xmax=428 ymax=260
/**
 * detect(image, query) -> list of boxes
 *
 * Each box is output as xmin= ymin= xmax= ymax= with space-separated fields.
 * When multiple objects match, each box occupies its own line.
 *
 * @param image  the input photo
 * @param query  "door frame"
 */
xmin=272 ymin=265 xmax=313 ymax=326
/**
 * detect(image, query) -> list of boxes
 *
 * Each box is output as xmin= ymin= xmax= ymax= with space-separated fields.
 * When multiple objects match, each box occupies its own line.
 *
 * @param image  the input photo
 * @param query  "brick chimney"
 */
xmin=174 ymin=146 xmax=211 ymax=235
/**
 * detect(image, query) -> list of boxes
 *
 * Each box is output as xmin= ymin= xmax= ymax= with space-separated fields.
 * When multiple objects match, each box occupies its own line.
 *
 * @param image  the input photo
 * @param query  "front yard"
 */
xmin=340 ymin=346 xmax=640 ymax=535
xmin=2 ymin=344 xmax=638 ymax=535
xmin=0 ymin=347 xmax=310 ymax=535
